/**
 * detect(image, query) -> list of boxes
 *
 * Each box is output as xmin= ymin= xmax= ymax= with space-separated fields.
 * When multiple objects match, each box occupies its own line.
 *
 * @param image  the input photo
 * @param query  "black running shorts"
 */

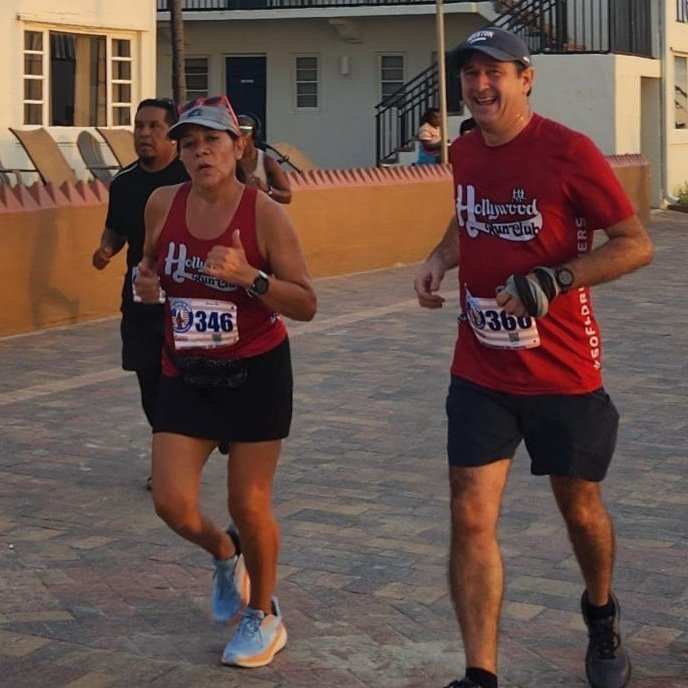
xmin=446 ymin=376 xmax=619 ymax=481
xmin=154 ymin=338 xmax=293 ymax=443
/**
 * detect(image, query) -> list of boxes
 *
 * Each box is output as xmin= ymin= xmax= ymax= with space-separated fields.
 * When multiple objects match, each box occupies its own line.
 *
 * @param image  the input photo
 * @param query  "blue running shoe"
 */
xmin=221 ymin=597 xmax=287 ymax=668
xmin=211 ymin=526 xmax=250 ymax=625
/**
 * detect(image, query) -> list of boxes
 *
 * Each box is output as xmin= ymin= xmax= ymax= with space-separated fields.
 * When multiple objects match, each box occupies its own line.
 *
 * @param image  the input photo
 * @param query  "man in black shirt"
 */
xmin=92 ymin=98 xmax=189 ymax=488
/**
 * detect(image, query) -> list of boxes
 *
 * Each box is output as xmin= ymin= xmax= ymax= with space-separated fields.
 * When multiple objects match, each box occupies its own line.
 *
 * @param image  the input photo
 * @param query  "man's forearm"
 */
xmin=427 ymin=218 xmax=459 ymax=270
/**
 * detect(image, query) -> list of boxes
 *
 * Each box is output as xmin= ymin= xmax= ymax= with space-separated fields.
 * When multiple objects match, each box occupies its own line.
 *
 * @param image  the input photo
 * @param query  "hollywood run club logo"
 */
xmin=162 ymin=241 xmax=238 ymax=292
xmin=456 ymin=184 xmax=543 ymax=241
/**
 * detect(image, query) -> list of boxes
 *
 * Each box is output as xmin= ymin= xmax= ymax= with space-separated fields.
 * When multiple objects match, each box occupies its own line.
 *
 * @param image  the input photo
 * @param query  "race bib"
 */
xmin=169 ymin=297 xmax=239 ymax=350
xmin=132 ymin=266 xmax=165 ymax=304
xmin=465 ymin=290 xmax=540 ymax=350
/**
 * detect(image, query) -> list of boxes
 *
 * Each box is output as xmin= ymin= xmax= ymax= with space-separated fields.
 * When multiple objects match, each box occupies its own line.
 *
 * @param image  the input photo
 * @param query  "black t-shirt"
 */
xmin=106 ymin=158 xmax=189 ymax=314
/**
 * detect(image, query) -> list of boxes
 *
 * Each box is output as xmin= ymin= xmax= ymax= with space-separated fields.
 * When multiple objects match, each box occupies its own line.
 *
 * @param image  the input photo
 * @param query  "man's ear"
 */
xmin=522 ymin=66 xmax=535 ymax=96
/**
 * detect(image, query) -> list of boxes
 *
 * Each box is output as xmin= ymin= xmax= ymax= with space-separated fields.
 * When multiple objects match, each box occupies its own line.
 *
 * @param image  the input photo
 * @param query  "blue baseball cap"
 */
xmin=450 ymin=28 xmax=532 ymax=70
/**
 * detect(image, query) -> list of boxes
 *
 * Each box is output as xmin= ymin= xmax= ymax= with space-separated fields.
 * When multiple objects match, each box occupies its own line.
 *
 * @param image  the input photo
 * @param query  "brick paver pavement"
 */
xmin=0 ymin=210 xmax=686 ymax=687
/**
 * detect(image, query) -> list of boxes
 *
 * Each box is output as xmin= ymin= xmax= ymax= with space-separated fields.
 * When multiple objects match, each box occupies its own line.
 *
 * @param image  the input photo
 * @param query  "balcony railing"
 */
xmin=157 ymin=0 xmax=468 ymax=9
xmin=375 ymin=0 xmax=655 ymax=164
xmin=492 ymin=0 xmax=652 ymax=57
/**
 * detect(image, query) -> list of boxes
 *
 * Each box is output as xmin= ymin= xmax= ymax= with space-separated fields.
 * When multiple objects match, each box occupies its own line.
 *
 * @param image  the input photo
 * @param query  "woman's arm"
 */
xmin=265 ymin=156 xmax=292 ymax=204
xmin=203 ymin=192 xmax=316 ymax=322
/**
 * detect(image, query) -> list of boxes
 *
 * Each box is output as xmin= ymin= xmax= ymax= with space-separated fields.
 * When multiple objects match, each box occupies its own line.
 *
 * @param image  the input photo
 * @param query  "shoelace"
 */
xmin=589 ymin=617 xmax=620 ymax=659
xmin=237 ymin=610 xmax=262 ymax=639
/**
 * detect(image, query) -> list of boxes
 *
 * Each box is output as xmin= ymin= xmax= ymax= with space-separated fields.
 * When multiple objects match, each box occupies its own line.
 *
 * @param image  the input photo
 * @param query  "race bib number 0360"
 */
xmin=465 ymin=290 xmax=540 ymax=350
xmin=169 ymin=297 xmax=239 ymax=350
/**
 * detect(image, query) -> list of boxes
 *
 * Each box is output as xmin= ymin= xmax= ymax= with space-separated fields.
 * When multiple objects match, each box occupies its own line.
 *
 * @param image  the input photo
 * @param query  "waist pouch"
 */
xmin=174 ymin=355 xmax=248 ymax=389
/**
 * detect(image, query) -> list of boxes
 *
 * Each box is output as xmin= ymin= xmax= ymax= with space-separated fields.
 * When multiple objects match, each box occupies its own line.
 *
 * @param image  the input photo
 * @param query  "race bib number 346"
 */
xmin=169 ymin=298 xmax=239 ymax=350
xmin=465 ymin=290 xmax=540 ymax=350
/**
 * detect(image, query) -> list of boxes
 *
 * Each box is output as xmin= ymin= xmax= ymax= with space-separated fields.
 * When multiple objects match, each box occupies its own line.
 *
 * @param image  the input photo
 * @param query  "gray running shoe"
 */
xmin=581 ymin=591 xmax=631 ymax=688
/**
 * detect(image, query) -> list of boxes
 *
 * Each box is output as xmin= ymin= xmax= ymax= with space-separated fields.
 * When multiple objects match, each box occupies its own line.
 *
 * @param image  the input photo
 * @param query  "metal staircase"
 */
xmin=375 ymin=0 xmax=653 ymax=165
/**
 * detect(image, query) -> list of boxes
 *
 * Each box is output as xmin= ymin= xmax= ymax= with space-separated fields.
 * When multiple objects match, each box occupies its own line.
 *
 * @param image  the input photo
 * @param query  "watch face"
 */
xmin=556 ymin=267 xmax=574 ymax=290
xmin=251 ymin=272 xmax=269 ymax=296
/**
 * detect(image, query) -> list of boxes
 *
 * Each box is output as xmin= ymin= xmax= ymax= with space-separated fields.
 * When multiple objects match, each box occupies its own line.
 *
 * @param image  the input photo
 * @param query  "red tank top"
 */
xmin=157 ymin=183 xmax=286 ymax=376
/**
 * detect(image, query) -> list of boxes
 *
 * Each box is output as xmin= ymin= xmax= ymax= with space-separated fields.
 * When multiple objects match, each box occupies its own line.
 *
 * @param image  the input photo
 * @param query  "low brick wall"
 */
xmin=0 ymin=157 xmax=651 ymax=337
xmin=606 ymin=154 xmax=651 ymax=225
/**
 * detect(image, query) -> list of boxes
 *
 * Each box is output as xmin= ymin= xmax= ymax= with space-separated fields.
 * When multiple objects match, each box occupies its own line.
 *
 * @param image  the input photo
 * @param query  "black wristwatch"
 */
xmin=554 ymin=266 xmax=575 ymax=293
xmin=246 ymin=270 xmax=269 ymax=298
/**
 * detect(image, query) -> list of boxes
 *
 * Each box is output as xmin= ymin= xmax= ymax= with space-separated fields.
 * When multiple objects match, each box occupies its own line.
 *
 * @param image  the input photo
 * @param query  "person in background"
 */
xmin=92 ymin=97 xmax=189 ymax=490
xmin=459 ymin=116 xmax=477 ymax=136
xmin=135 ymin=95 xmax=316 ymax=668
xmin=236 ymin=114 xmax=292 ymax=204
xmin=417 ymin=107 xmax=443 ymax=164
xmin=413 ymin=28 xmax=653 ymax=688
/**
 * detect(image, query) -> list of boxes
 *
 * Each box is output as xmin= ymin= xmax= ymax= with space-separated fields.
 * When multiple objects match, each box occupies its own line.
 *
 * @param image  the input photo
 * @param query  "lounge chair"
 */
xmin=268 ymin=142 xmax=319 ymax=172
xmin=95 ymin=127 xmax=137 ymax=167
xmin=0 ymin=158 xmax=37 ymax=186
xmin=77 ymin=131 xmax=121 ymax=185
xmin=9 ymin=127 xmax=78 ymax=185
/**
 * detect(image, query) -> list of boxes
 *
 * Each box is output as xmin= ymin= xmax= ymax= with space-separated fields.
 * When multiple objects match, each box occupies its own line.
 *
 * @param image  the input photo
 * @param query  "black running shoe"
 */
xmin=581 ymin=591 xmax=631 ymax=688
xmin=443 ymin=680 xmax=480 ymax=688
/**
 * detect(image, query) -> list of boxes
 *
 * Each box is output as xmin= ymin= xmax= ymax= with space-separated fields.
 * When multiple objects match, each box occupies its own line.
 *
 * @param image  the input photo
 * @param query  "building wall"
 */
xmin=0 ymin=0 xmax=157 ymax=178
xmin=530 ymin=54 xmax=618 ymax=154
xmin=156 ymin=12 xmax=482 ymax=169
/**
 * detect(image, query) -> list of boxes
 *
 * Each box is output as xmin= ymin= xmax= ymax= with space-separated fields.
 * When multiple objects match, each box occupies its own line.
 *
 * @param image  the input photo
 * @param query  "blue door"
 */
xmin=226 ymin=55 xmax=267 ymax=140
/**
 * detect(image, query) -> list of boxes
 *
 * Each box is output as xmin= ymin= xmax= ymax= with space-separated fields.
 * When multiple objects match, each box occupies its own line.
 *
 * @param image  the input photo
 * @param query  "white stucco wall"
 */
xmin=529 ymin=54 xmax=618 ymax=154
xmin=0 ymin=0 xmax=157 ymax=178
xmin=157 ymin=13 xmax=482 ymax=169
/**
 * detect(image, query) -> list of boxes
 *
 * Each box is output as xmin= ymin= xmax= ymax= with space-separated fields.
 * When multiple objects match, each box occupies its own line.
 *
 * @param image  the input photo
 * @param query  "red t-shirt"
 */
xmin=157 ymin=183 xmax=286 ymax=376
xmin=449 ymin=114 xmax=635 ymax=394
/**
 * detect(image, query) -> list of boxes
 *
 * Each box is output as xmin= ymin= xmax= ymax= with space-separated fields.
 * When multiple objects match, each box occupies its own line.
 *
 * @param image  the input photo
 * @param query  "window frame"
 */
xmin=675 ymin=53 xmax=687 ymax=130
xmin=294 ymin=54 xmax=319 ymax=111
xmin=110 ymin=37 xmax=133 ymax=126
xmin=21 ymin=27 xmax=134 ymax=127
xmin=23 ymin=30 xmax=48 ymax=125
xmin=185 ymin=56 xmax=210 ymax=102
xmin=378 ymin=53 xmax=406 ymax=104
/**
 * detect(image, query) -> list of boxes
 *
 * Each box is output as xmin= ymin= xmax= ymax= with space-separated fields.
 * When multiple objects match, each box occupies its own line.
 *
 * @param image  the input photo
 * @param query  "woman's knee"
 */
xmin=228 ymin=498 xmax=272 ymax=532
xmin=153 ymin=493 xmax=196 ymax=531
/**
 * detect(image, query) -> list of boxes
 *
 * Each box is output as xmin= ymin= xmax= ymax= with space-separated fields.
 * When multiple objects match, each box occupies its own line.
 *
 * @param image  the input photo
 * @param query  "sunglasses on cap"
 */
xmin=181 ymin=95 xmax=234 ymax=113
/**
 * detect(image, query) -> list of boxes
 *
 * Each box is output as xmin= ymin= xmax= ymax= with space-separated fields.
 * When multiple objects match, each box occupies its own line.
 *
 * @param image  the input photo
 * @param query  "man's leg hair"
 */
xmin=550 ymin=477 xmax=615 ymax=604
xmin=448 ymin=462 xmax=511 ymax=674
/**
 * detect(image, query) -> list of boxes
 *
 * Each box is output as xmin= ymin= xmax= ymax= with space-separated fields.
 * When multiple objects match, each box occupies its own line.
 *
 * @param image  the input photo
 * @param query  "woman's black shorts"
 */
xmin=154 ymin=338 xmax=293 ymax=443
